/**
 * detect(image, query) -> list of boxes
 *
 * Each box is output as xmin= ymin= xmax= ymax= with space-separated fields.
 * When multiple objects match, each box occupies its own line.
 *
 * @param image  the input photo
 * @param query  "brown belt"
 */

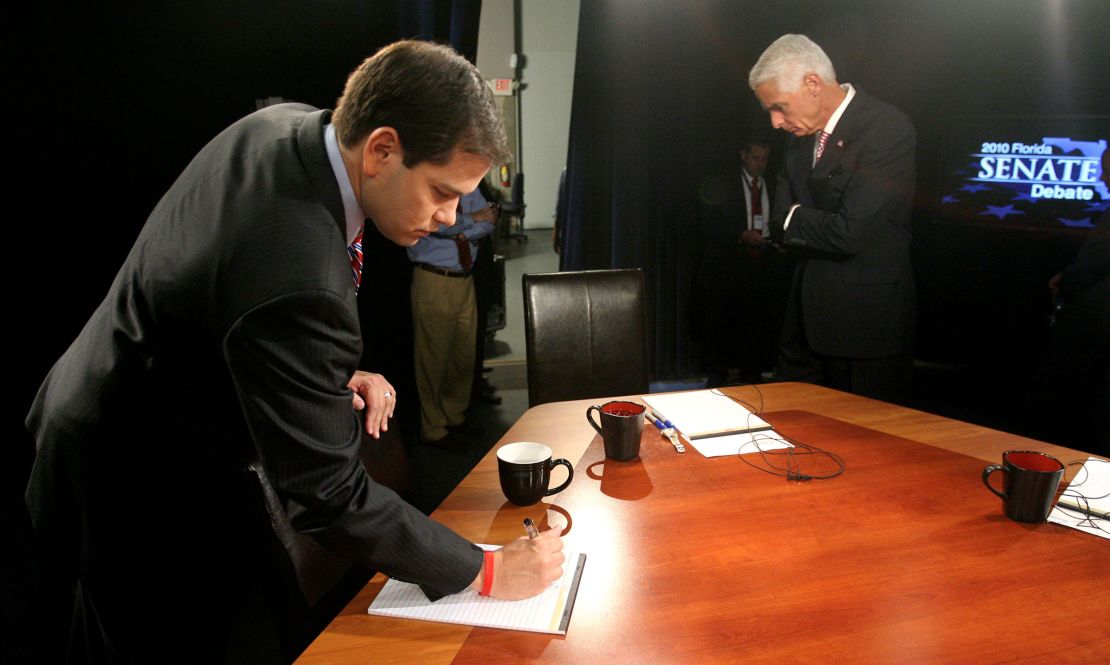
xmin=417 ymin=263 xmax=470 ymax=278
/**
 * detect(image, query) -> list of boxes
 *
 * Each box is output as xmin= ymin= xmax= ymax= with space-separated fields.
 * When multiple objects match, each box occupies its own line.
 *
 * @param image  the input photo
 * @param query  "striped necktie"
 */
xmin=815 ymin=130 xmax=831 ymax=164
xmin=347 ymin=225 xmax=364 ymax=292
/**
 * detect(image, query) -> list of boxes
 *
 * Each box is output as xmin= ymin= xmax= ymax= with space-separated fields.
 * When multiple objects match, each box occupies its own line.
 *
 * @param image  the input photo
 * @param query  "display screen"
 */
xmin=937 ymin=116 xmax=1109 ymax=230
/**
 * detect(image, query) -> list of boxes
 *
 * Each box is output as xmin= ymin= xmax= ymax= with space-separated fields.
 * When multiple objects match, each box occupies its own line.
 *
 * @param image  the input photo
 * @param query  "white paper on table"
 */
xmin=686 ymin=429 xmax=793 ymax=458
xmin=1047 ymin=456 xmax=1110 ymax=540
xmin=643 ymin=390 xmax=772 ymax=439
xmin=368 ymin=546 xmax=586 ymax=635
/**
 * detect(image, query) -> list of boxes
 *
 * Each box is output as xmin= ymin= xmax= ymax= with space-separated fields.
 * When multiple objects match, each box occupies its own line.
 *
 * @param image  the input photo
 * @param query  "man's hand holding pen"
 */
xmin=469 ymin=525 xmax=564 ymax=600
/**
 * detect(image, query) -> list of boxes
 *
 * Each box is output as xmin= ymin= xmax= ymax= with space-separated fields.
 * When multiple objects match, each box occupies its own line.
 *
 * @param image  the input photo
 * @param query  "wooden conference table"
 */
xmin=297 ymin=382 xmax=1109 ymax=664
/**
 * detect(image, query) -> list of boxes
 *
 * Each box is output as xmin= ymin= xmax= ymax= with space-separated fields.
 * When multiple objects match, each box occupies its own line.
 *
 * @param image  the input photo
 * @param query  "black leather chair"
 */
xmin=247 ymin=425 xmax=412 ymax=659
xmin=523 ymin=269 xmax=650 ymax=406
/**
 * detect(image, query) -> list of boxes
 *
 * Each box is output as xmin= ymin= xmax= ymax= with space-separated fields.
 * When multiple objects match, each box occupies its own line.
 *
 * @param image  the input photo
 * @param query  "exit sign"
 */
xmin=491 ymin=78 xmax=514 ymax=96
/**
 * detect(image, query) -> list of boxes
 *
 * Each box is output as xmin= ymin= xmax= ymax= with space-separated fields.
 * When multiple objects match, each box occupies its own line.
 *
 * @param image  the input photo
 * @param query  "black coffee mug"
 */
xmin=982 ymin=450 xmax=1065 ymax=523
xmin=587 ymin=400 xmax=645 ymax=462
xmin=496 ymin=441 xmax=574 ymax=506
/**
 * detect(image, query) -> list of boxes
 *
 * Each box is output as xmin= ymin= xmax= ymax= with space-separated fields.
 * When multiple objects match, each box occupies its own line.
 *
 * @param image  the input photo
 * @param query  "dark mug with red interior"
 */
xmin=982 ymin=450 xmax=1064 ymax=523
xmin=586 ymin=400 xmax=645 ymax=461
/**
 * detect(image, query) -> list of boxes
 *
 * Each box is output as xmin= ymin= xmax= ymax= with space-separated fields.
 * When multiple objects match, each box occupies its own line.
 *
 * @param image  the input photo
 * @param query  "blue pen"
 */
xmin=649 ymin=410 xmax=675 ymax=431
xmin=648 ymin=409 xmax=686 ymax=453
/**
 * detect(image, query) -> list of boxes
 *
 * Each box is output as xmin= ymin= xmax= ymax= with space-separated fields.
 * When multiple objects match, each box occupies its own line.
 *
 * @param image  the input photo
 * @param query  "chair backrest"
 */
xmin=248 ymin=424 xmax=412 ymax=608
xmin=511 ymin=172 xmax=525 ymax=206
xmin=523 ymin=269 xmax=650 ymax=406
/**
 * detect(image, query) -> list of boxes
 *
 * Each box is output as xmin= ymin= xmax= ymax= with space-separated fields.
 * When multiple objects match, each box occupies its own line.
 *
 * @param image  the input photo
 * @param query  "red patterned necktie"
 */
xmin=815 ymin=130 xmax=831 ymax=164
xmin=347 ymin=225 xmax=364 ymax=292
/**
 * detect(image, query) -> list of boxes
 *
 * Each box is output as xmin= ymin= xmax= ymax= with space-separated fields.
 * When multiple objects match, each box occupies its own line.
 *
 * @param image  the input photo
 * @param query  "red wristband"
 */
xmin=479 ymin=550 xmax=495 ymax=597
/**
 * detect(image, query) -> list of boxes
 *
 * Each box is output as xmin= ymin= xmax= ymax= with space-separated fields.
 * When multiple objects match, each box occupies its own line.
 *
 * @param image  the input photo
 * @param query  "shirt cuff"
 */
xmin=783 ymin=203 xmax=801 ymax=230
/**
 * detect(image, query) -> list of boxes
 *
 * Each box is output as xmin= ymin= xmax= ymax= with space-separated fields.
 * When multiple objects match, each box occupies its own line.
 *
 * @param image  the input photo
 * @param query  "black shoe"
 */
xmin=447 ymin=420 xmax=485 ymax=437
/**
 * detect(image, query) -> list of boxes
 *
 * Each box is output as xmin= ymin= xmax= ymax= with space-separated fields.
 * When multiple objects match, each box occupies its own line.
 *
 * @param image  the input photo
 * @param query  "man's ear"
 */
xmin=803 ymin=72 xmax=822 ymax=96
xmin=362 ymin=127 xmax=402 ymax=177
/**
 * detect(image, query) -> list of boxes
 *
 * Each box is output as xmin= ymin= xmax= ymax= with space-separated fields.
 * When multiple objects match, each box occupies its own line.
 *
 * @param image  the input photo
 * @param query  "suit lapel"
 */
xmin=813 ymin=88 xmax=867 ymax=178
xmin=801 ymin=134 xmax=816 ymax=172
xmin=792 ymin=134 xmax=816 ymax=179
xmin=785 ymin=133 xmax=815 ymax=207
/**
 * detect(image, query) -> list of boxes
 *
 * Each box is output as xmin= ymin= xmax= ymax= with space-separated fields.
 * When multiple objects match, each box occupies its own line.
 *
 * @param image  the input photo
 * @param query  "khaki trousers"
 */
xmin=411 ymin=268 xmax=476 ymax=440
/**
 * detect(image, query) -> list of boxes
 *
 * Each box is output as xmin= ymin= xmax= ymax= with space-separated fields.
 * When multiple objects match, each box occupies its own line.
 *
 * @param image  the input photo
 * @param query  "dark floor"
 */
xmin=404 ymin=363 xmax=529 ymax=513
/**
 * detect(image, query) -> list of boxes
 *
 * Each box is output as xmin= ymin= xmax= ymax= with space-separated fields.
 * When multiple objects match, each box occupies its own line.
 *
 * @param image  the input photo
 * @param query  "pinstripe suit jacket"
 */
xmin=25 ymin=104 xmax=480 ymax=661
xmin=772 ymin=88 xmax=916 ymax=358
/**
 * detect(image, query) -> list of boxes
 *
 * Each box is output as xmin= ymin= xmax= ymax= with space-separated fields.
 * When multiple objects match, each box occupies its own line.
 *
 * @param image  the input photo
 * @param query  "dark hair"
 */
xmin=740 ymin=136 xmax=772 ymax=154
xmin=332 ymin=40 xmax=509 ymax=168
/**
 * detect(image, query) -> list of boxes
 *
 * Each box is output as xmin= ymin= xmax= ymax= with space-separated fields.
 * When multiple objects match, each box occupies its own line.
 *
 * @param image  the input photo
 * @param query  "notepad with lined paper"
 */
xmin=368 ymin=548 xmax=587 ymax=635
xmin=644 ymin=390 xmax=773 ymax=439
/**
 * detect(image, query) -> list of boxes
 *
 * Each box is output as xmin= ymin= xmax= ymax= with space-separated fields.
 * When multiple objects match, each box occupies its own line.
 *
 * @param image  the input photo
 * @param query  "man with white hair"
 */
xmin=749 ymin=34 xmax=916 ymax=402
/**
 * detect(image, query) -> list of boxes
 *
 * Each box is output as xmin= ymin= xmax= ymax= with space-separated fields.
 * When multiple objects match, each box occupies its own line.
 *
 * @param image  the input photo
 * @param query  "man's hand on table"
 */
xmin=470 ymin=526 xmax=565 ymax=600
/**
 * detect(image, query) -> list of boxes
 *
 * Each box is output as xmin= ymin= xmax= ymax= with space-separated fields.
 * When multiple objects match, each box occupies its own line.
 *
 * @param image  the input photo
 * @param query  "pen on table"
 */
xmin=1055 ymin=500 xmax=1110 ymax=521
xmin=648 ymin=408 xmax=670 ymax=435
xmin=523 ymin=517 xmax=540 ymax=539
xmin=647 ymin=408 xmax=686 ymax=453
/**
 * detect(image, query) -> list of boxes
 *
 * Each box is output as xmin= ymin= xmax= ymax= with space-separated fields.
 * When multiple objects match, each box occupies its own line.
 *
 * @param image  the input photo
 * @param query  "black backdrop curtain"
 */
xmin=560 ymin=1 xmax=774 ymax=380
xmin=14 ymin=2 xmax=482 ymax=662
xmin=559 ymin=0 xmax=1110 ymax=382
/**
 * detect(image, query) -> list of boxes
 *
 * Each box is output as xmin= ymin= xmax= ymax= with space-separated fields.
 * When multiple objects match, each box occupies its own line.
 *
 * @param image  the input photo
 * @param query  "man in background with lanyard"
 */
xmin=740 ymin=137 xmax=773 ymax=256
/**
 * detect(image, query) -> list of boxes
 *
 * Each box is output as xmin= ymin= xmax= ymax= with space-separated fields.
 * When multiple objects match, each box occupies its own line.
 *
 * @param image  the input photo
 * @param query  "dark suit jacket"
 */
xmin=701 ymin=167 xmax=777 ymax=248
xmin=25 ymin=104 xmax=481 ymax=662
xmin=772 ymin=87 xmax=916 ymax=358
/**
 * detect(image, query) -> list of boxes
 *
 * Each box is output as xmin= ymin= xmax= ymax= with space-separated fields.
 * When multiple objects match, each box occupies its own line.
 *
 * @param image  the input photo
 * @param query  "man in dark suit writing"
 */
xmin=749 ymin=34 xmax=916 ymax=402
xmin=25 ymin=40 xmax=562 ymax=663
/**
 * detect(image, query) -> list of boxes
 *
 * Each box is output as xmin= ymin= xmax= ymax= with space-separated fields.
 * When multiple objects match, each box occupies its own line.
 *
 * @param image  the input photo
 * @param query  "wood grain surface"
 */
xmin=296 ymin=384 xmax=1108 ymax=664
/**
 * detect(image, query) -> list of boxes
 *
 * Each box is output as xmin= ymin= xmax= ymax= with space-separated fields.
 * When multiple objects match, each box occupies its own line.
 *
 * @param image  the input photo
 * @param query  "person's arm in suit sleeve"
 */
xmin=769 ymin=170 xmax=794 ymax=246
xmin=783 ymin=115 xmax=915 ymax=257
xmin=224 ymin=288 xmax=483 ymax=599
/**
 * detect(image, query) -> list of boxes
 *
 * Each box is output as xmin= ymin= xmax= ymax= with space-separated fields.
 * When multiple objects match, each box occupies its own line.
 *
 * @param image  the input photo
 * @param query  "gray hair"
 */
xmin=748 ymin=34 xmax=837 ymax=92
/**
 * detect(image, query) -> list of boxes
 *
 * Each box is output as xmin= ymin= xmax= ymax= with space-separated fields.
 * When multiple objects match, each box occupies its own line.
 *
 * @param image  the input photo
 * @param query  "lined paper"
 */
xmin=368 ymin=548 xmax=587 ymax=635
xmin=644 ymin=390 xmax=773 ymax=439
